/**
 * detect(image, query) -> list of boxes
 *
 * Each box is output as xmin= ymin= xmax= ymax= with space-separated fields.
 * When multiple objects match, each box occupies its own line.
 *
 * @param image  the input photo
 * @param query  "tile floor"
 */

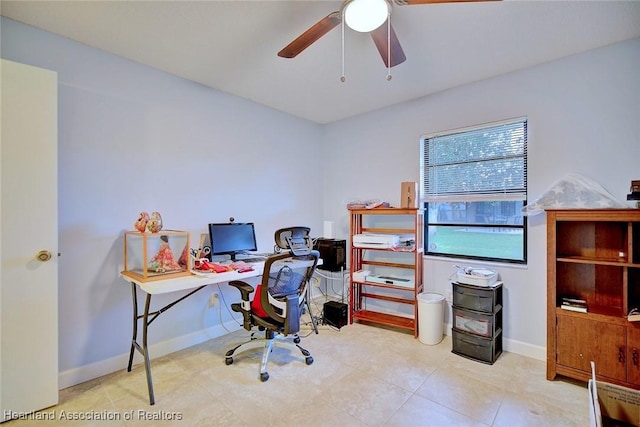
xmin=6 ymin=317 xmax=589 ymax=426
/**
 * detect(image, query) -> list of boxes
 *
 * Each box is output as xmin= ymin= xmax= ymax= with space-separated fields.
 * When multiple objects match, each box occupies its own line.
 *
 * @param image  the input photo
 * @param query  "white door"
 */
xmin=1 ymin=59 xmax=59 ymax=421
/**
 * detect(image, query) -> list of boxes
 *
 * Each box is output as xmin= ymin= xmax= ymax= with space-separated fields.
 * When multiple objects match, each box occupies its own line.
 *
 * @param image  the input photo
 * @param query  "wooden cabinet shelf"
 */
xmin=557 ymin=256 xmax=639 ymax=267
xmin=359 ymin=260 xmax=416 ymax=269
xmin=361 ymin=227 xmax=415 ymax=234
xmin=353 ymin=280 xmax=417 ymax=292
xmin=555 ymin=306 xmax=626 ymax=320
xmin=351 ymin=310 xmax=415 ymax=330
xmin=359 ymin=291 xmax=416 ymax=304
xmin=547 ymin=209 xmax=640 ymax=388
xmin=349 ymin=208 xmax=424 ymax=337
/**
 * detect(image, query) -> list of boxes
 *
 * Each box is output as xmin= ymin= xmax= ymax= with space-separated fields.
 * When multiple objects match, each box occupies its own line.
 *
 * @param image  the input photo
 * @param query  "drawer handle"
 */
xmin=619 ymin=346 xmax=625 ymax=363
xmin=633 ymin=348 xmax=638 ymax=366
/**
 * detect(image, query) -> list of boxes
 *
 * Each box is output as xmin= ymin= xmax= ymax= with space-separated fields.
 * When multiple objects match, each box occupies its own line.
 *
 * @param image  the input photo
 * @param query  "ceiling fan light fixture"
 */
xmin=344 ymin=0 xmax=390 ymax=33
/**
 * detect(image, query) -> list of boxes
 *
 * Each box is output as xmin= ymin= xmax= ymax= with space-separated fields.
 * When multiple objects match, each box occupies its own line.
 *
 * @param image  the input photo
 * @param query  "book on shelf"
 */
xmin=560 ymin=296 xmax=587 ymax=313
xmin=561 ymin=296 xmax=586 ymax=305
xmin=561 ymin=303 xmax=587 ymax=313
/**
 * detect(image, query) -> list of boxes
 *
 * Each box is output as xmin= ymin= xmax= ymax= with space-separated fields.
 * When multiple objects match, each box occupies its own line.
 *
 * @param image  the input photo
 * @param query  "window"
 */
xmin=420 ymin=118 xmax=527 ymax=264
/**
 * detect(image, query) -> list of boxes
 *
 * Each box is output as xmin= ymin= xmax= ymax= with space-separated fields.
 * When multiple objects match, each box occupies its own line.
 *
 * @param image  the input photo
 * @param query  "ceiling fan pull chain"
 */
xmin=386 ymin=12 xmax=392 ymax=81
xmin=340 ymin=17 xmax=346 ymax=82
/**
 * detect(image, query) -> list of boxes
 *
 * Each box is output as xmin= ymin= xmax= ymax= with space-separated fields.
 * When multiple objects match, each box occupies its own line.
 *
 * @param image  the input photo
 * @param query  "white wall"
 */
xmin=1 ymin=17 xmax=324 ymax=387
xmin=321 ymin=37 xmax=640 ymax=359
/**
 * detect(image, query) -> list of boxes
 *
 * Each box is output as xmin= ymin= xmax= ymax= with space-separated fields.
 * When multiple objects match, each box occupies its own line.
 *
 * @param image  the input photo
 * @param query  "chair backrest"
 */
xmin=255 ymin=250 xmax=319 ymax=335
xmin=273 ymin=226 xmax=312 ymax=256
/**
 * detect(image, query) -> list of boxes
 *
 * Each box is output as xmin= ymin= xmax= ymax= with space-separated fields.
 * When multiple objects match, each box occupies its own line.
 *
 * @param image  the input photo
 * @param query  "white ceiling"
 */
xmin=2 ymin=0 xmax=640 ymax=124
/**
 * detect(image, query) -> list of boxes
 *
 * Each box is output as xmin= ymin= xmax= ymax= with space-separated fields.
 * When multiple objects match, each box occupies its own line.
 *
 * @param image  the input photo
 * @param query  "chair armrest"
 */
xmin=229 ymin=280 xmax=254 ymax=301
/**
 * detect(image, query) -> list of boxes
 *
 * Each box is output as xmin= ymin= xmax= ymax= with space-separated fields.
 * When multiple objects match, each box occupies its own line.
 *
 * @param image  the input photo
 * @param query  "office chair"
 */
xmin=226 ymin=227 xmax=319 ymax=382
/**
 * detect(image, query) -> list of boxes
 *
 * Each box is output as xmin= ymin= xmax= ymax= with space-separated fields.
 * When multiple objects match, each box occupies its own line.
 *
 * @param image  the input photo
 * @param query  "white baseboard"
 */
xmin=444 ymin=322 xmax=545 ymax=361
xmin=58 ymin=321 xmax=241 ymax=390
xmin=503 ymin=337 xmax=546 ymax=361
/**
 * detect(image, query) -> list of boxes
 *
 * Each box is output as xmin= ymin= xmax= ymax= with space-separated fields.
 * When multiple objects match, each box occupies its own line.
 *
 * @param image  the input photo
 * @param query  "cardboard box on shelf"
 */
xmin=400 ymin=181 xmax=418 ymax=208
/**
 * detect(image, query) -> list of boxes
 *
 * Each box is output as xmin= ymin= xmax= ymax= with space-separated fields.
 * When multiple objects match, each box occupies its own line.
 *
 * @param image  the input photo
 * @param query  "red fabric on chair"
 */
xmin=251 ymin=284 xmax=269 ymax=318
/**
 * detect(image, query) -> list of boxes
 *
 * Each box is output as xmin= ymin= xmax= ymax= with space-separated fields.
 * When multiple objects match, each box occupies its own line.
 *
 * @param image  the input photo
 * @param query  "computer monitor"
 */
xmin=208 ymin=222 xmax=257 ymax=261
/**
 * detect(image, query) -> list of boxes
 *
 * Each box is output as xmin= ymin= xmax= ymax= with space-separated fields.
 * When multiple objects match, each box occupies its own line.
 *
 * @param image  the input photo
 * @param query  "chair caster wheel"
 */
xmin=305 ymin=356 xmax=314 ymax=365
xmin=225 ymin=357 xmax=233 ymax=365
xmin=294 ymin=336 xmax=301 ymax=344
xmin=260 ymin=372 xmax=269 ymax=382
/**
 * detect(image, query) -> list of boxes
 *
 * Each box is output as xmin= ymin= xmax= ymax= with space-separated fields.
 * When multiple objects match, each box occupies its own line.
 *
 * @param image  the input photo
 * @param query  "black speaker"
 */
xmin=323 ymin=301 xmax=348 ymax=329
xmin=313 ymin=238 xmax=346 ymax=272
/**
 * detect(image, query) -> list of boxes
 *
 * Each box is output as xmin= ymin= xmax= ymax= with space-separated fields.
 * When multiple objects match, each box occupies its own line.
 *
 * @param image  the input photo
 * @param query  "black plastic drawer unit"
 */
xmin=453 ymin=306 xmax=502 ymax=338
xmin=452 ymin=329 xmax=503 ymax=364
xmin=453 ymin=282 xmax=502 ymax=313
xmin=451 ymin=281 xmax=503 ymax=364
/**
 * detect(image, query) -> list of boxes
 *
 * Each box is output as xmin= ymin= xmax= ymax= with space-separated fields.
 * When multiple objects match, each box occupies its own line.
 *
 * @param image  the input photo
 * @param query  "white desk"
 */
xmin=122 ymin=262 xmax=266 ymax=405
xmin=122 ymin=258 xmax=321 ymax=405
xmin=136 ymin=264 xmax=266 ymax=295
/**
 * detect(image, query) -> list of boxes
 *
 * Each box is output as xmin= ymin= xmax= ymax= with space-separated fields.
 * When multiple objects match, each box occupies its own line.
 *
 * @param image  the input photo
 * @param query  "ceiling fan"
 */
xmin=278 ymin=0 xmax=498 ymax=69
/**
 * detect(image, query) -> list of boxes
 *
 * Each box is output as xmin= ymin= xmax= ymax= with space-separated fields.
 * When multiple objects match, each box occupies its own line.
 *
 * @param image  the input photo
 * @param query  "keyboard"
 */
xmin=239 ymin=257 xmax=266 ymax=264
xmin=250 ymin=252 xmax=275 ymax=257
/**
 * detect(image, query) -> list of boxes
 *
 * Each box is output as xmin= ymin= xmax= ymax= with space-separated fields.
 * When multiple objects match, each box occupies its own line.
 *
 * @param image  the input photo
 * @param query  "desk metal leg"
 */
xmin=306 ymin=298 xmax=318 ymax=334
xmin=305 ymin=281 xmax=318 ymax=334
xmin=127 ymin=283 xmax=155 ymax=405
xmin=141 ymin=294 xmax=154 ymax=405
xmin=127 ymin=283 xmax=207 ymax=405
xmin=127 ymin=283 xmax=138 ymax=372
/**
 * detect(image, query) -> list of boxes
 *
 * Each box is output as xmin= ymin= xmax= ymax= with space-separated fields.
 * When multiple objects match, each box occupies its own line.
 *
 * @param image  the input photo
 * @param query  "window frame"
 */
xmin=420 ymin=117 xmax=528 ymax=264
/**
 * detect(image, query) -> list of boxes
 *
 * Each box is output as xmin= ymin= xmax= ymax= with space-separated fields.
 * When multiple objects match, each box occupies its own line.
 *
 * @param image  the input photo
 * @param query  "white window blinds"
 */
xmin=421 ymin=118 xmax=527 ymax=202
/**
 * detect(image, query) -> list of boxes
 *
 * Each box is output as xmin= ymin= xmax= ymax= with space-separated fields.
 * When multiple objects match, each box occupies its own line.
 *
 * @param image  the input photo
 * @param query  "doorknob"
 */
xmin=36 ymin=250 xmax=52 ymax=262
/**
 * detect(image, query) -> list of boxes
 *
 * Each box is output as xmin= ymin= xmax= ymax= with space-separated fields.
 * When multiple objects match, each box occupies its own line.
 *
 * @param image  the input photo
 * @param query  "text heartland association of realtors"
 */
xmin=3 ymin=409 xmax=183 ymax=421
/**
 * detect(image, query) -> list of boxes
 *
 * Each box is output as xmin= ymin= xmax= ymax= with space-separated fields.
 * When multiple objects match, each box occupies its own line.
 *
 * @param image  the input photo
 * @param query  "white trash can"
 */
xmin=418 ymin=292 xmax=445 ymax=345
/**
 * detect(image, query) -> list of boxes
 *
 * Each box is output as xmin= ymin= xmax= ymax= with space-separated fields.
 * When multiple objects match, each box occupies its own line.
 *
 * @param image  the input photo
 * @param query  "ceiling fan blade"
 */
xmin=370 ymin=22 xmax=406 ymax=68
xmin=400 ymin=0 xmax=500 ymax=4
xmin=278 ymin=11 xmax=341 ymax=59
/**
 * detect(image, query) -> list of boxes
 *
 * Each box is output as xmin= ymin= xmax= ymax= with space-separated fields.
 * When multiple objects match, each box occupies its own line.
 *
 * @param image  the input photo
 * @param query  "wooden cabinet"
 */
xmin=547 ymin=209 xmax=640 ymax=388
xmin=348 ymin=208 xmax=424 ymax=337
xmin=627 ymin=325 xmax=640 ymax=384
xmin=555 ymin=315 xmax=626 ymax=381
